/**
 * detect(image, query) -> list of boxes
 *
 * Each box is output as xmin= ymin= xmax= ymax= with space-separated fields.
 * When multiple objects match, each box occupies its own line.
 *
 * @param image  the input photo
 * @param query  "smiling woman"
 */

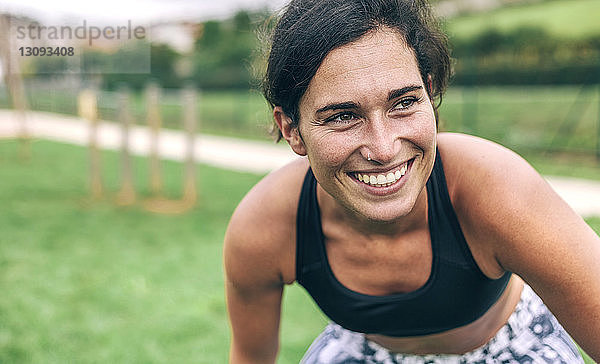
xmin=223 ymin=0 xmax=600 ymax=363
xmin=281 ymin=29 xmax=437 ymax=222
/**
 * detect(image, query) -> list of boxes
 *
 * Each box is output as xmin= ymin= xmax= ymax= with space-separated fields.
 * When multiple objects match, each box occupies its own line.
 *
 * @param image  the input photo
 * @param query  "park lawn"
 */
xmin=438 ymin=86 xmax=600 ymax=157
xmin=0 ymin=140 xmax=597 ymax=363
xmin=0 ymin=139 xmax=325 ymax=363
xmin=445 ymin=0 xmax=600 ymax=40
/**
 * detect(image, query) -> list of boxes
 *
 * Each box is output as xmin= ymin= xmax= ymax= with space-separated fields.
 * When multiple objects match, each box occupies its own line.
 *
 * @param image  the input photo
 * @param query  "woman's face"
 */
xmin=294 ymin=27 xmax=437 ymax=222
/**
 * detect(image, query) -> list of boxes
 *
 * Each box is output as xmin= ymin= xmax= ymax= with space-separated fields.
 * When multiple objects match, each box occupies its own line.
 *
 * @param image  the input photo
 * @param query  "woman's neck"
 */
xmin=316 ymin=184 xmax=429 ymax=239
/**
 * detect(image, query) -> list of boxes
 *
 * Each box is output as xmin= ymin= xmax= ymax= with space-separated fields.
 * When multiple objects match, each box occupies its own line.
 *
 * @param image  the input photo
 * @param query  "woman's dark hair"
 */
xmin=262 ymin=0 xmax=451 ymax=141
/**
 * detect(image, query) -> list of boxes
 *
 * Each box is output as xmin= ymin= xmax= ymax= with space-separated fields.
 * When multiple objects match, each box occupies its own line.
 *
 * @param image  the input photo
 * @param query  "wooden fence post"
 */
xmin=116 ymin=86 xmax=136 ymax=205
xmin=182 ymin=85 xmax=198 ymax=205
xmin=78 ymin=89 xmax=103 ymax=199
xmin=0 ymin=14 xmax=30 ymax=160
xmin=146 ymin=82 xmax=163 ymax=195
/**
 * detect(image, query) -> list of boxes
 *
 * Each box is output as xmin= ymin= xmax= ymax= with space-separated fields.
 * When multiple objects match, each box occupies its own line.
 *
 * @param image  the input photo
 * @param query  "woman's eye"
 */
xmin=328 ymin=112 xmax=357 ymax=123
xmin=394 ymin=97 xmax=419 ymax=110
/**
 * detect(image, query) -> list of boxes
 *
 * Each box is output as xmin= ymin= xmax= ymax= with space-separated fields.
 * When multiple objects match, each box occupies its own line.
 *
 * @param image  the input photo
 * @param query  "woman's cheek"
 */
xmin=314 ymin=141 xmax=351 ymax=166
xmin=310 ymin=130 xmax=361 ymax=164
xmin=403 ymin=113 xmax=437 ymax=145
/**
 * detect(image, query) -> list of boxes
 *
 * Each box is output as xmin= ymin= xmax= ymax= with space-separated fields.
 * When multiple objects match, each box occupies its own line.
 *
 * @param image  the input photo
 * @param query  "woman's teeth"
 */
xmin=355 ymin=163 xmax=408 ymax=187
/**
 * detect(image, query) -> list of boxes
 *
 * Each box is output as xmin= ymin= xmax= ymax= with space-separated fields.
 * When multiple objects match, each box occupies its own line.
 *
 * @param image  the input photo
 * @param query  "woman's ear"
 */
xmin=426 ymin=74 xmax=433 ymax=97
xmin=273 ymin=106 xmax=307 ymax=156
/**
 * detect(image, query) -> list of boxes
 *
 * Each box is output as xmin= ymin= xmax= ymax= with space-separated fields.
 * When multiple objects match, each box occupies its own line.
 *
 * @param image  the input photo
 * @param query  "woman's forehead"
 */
xmin=301 ymin=28 xmax=423 ymax=109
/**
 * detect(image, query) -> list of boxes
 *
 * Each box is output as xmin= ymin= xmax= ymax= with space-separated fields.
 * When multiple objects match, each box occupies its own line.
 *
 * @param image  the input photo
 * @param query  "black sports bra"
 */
xmin=295 ymin=150 xmax=511 ymax=337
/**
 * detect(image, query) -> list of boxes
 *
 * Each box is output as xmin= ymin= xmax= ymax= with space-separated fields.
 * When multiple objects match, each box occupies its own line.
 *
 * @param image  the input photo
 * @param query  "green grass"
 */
xmin=438 ymin=85 xmax=600 ymax=158
xmin=445 ymin=0 xmax=600 ymax=40
xmin=527 ymin=153 xmax=600 ymax=181
xmin=0 ymin=136 xmax=598 ymax=363
xmin=588 ymin=217 xmax=600 ymax=234
xmin=0 ymin=139 xmax=325 ymax=363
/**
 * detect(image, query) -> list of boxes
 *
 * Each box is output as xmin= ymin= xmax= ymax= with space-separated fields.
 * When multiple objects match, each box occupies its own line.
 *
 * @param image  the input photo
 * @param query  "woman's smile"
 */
xmin=348 ymin=158 xmax=414 ymax=197
xmin=352 ymin=158 xmax=412 ymax=187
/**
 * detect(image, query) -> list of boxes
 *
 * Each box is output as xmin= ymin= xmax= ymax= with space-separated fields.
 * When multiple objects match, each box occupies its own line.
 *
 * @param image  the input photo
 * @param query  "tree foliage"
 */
xmin=451 ymin=26 xmax=600 ymax=85
xmin=23 ymin=8 xmax=600 ymax=89
xmin=191 ymin=9 xmax=271 ymax=89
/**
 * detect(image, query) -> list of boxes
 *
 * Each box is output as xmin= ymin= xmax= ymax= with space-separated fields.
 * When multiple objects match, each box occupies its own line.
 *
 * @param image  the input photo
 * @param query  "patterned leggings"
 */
xmin=301 ymin=285 xmax=584 ymax=363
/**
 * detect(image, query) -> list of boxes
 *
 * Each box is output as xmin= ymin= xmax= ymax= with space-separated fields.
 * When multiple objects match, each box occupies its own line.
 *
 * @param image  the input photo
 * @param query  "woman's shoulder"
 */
xmin=437 ymin=132 xmax=552 ymax=224
xmin=231 ymin=156 xmax=310 ymax=226
xmin=436 ymin=132 xmax=552 ymax=277
xmin=224 ymin=157 xmax=310 ymax=285
xmin=436 ymin=132 xmax=542 ymax=200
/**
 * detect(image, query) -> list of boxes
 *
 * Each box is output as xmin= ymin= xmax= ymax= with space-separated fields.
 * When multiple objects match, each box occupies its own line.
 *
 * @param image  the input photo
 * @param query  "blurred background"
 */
xmin=0 ymin=0 xmax=599 ymax=363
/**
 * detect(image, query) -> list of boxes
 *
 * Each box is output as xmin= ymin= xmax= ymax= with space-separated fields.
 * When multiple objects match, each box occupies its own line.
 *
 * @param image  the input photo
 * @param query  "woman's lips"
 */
xmin=349 ymin=158 xmax=414 ymax=196
xmin=353 ymin=159 xmax=413 ymax=186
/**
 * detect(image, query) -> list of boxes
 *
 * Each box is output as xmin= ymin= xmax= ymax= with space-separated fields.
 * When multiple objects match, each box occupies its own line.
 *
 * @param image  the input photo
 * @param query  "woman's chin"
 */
xmin=350 ymin=199 xmax=418 ymax=225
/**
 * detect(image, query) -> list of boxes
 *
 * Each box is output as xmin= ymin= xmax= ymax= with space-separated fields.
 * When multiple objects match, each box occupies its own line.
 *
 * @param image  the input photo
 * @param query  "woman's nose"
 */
xmin=361 ymin=117 xmax=402 ymax=164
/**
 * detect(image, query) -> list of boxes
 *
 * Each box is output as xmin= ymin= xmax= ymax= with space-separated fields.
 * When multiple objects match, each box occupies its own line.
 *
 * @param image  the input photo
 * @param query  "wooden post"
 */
xmin=11 ymin=79 xmax=29 ymax=161
xmin=146 ymin=83 xmax=163 ymax=195
xmin=78 ymin=89 xmax=103 ymax=199
xmin=182 ymin=85 xmax=198 ymax=205
xmin=0 ymin=14 xmax=30 ymax=160
xmin=116 ymin=86 xmax=136 ymax=205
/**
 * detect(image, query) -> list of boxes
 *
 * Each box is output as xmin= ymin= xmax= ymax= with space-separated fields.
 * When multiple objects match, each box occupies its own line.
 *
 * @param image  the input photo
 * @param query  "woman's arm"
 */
xmin=223 ymin=182 xmax=290 ymax=364
xmin=223 ymin=159 xmax=306 ymax=363
xmin=224 ymin=235 xmax=284 ymax=363
xmin=440 ymin=133 xmax=600 ymax=360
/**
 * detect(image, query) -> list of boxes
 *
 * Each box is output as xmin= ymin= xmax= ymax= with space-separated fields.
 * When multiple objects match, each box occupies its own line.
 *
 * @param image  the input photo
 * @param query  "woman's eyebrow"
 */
xmin=388 ymin=85 xmax=422 ymax=101
xmin=315 ymin=101 xmax=359 ymax=114
xmin=314 ymin=85 xmax=422 ymax=114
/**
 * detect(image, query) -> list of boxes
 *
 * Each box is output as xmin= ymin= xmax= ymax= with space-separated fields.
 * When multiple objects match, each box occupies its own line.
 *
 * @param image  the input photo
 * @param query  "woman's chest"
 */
xmin=323 ymin=228 xmax=433 ymax=296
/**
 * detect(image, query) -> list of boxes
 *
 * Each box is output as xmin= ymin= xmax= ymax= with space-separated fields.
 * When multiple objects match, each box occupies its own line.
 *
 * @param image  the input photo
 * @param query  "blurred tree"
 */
xmin=197 ymin=21 xmax=222 ymax=49
xmin=472 ymin=29 xmax=505 ymax=55
xmin=191 ymin=10 xmax=268 ymax=89
xmin=233 ymin=10 xmax=252 ymax=32
xmin=149 ymin=44 xmax=181 ymax=89
xmin=20 ymin=9 xmax=273 ymax=90
xmin=102 ymin=43 xmax=181 ymax=90
xmin=451 ymin=25 xmax=600 ymax=85
xmin=28 ymin=56 xmax=70 ymax=75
